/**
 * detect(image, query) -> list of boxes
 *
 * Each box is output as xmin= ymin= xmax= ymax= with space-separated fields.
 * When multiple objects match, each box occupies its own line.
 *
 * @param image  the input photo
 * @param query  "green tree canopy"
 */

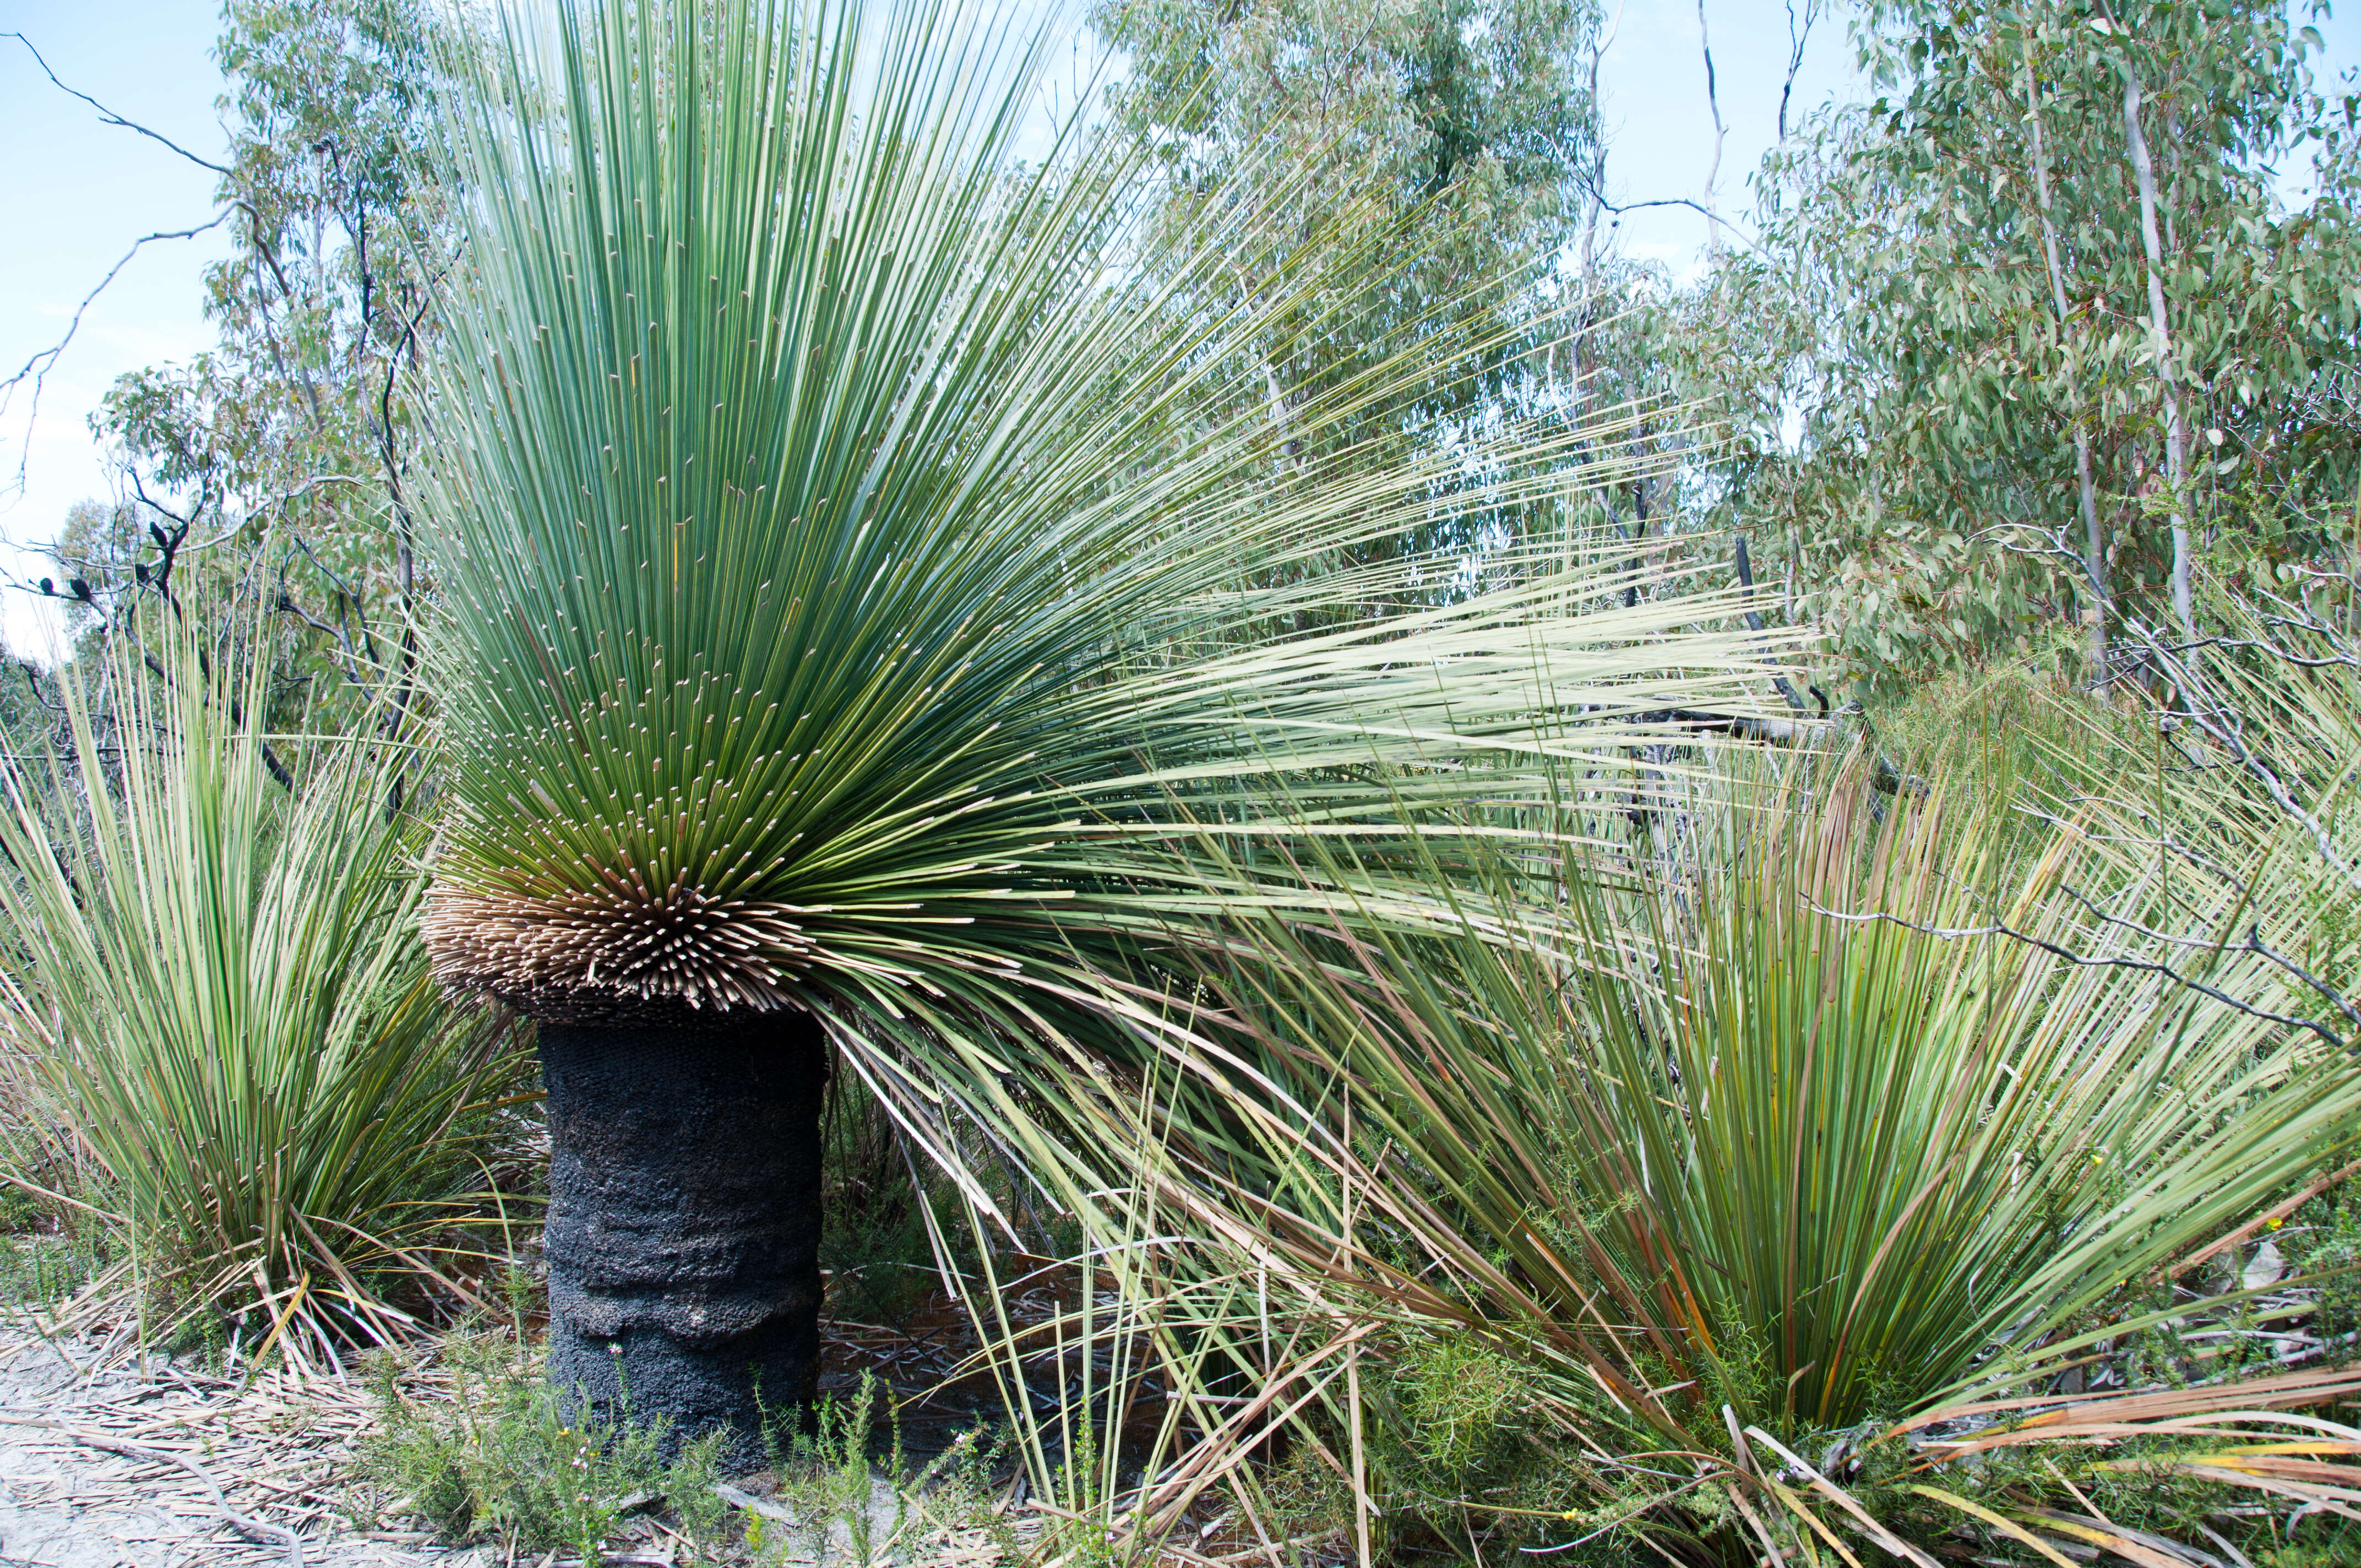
xmin=1666 ymin=0 xmax=2360 ymax=684
xmin=1090 ymin=0 xmax=1598 ymax=500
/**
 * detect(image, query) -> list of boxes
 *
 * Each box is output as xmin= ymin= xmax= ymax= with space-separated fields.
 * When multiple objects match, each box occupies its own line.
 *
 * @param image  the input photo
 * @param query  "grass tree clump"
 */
xmin=419 ymin=0 xmax=1775 ymax=1462
xmin=1097 ymin=758 xmax=2361 ymax=1562
xmin=0 ymin=624 xmax=514 ymax=1369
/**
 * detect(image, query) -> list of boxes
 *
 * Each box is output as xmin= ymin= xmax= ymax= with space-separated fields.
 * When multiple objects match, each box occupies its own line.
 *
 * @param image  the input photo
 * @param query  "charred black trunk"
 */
xmin=536 ymin=1008 xmax=829 ymax=1470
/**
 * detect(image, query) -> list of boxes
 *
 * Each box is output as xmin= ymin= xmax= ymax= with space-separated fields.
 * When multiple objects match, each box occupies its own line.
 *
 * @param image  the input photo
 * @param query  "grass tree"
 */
xmin=0 ymin=621 xmax=513 ymax=1371
xmin=1100 ymin=759 xmax=2361 ymax=1559
xmin=420 ymin=0 xmax=1775 ymax=1461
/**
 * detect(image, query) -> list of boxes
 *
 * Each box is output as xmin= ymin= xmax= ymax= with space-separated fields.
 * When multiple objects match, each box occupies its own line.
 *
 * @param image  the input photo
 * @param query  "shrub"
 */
xmin=361 ymin=1320 xmax=728 ymax=1560
xmin=1379 ymin=1334 xmax=1534 ymax=1496
xmin=1100 ymin=752 xmax=2361 ymax=1562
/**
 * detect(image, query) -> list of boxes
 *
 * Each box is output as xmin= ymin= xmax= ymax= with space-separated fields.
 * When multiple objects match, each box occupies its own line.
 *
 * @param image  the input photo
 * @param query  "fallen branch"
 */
xmin=0 ymin=1409 xmax=303 ymax=1566
xmin=714 ymin=1480 xmax=798 ymax=1523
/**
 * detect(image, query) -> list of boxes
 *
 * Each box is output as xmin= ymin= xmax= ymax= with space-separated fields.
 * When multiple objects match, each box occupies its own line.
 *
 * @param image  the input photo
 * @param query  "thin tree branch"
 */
xmin=2048 ymin=881 xmax=2361 ymax=1030
xmin=1803 ymin=901 xmax=2349 ymax=1053
xmin=1777 ymin=0 xmax=1823 ymax=146
xmin=2119 ymin=617 xmax=2361 ymax=895
xmin=0 ymin=215 xmax=231 ymax=500
xmin=1695 ymin=0 xmax=1726 ymax=255
xmin=3 ymin=34 xmax=232 ymax=175
xmin=1586 ymin=190 xmax=1759 ymax=251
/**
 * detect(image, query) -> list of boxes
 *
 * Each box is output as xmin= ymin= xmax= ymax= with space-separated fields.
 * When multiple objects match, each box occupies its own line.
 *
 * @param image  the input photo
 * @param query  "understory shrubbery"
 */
xmin=357 ymin=1317 xmax=731 ymax=1559
xmin=355 ymin=1291 xmax=1015 ymax=1564
xmin=993 ymin=675 xmax=2361 ymax=1564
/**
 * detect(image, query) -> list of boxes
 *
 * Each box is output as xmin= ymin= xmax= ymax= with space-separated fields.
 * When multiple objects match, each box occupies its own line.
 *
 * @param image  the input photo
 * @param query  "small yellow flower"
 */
xmin=2268 ymin=1217 xmax=2284 ymax=1230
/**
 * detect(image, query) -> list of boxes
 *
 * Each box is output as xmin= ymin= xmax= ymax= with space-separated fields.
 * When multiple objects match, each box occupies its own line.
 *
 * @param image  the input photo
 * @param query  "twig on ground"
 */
xmin=0 ymin=1408 xmax=306 ymax=1566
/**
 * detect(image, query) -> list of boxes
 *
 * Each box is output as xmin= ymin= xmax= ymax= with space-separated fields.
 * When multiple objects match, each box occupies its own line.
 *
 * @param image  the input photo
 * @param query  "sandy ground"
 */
xmin=0 ymin=1322 xmax=1036 ymax=1568
xmin=0 ymin=1322 xmax=453 ymax=1568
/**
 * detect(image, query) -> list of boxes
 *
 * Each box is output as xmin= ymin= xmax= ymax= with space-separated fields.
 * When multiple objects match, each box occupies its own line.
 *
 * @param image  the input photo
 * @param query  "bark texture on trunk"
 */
xmin=537 ymin=1008 xmax=829 ymax=1470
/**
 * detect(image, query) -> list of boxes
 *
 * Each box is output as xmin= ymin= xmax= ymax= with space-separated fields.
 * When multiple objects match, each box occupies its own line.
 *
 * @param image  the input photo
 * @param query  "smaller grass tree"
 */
xmin=420 ymin=0 xmax=1775 ymax=1462
xmin=1103 ymin=758 xmax=2361 ymax=1561
xmin=0 ymin=619 xmax=513 ymax=1369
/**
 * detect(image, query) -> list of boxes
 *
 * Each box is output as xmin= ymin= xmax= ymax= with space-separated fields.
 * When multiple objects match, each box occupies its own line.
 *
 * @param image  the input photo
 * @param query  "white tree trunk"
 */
xmin=1695 ymin=0 xmax=1725 ymax=256
xmin=2120 ymin=64 xmax=2194 ymax=637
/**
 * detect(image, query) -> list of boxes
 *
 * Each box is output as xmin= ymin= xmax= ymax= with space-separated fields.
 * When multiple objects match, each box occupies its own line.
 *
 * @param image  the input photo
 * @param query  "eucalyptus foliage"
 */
xmin=1628 ymin=0 xmax=2361 ymax=687
xmin=1091 ymin=0 xmax=1598 ymax=483
xmin=90 ymin=0 xmax=457 ymax=705
xmin=418 ymin=0 xmax=1777 ymax=1144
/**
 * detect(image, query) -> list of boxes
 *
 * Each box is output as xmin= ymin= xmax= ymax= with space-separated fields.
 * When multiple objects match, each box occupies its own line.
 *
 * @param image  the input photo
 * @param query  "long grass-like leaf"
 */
xmin=417 ymin=0 xmax=1785 ymax=1117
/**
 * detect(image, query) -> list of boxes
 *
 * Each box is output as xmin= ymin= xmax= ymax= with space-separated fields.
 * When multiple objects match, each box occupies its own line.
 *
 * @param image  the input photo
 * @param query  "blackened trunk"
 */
xmin=537 ymin=1008 xmax=829 ymax=1469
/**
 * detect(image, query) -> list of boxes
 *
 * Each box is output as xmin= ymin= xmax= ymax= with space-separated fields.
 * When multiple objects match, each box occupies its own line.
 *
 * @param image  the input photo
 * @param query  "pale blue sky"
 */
xmin=3 ymin=1 xmax=235 ymax=655
xmin=0 ymin=2 xmax=2350 ymax=657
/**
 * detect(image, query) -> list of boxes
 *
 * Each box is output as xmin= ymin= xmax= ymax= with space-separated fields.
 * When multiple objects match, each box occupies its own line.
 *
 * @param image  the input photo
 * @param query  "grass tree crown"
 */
xmin=420 ymin=0 xmax=1779 ymax=1036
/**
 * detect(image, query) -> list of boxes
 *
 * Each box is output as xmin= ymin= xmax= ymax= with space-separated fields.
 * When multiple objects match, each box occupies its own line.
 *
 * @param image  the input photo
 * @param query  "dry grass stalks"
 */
xmin=0 ymin=1321 xmax=378 ymax=1566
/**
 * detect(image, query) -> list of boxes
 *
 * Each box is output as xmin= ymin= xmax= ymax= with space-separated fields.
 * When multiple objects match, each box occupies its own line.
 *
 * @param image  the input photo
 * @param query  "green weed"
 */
xmin=755 ymin=1370 xmax=897 ymax=1566
xmin=357 ymin=1322 xmax=727 ymax=1563
xmin=743 ymin=1370 xmax=1018 ymax=1567
xmin=0 ymin=1227 xmax=115 ymax=1313
xmin=1379 ymin=1334 xmax=1534 ymax=1496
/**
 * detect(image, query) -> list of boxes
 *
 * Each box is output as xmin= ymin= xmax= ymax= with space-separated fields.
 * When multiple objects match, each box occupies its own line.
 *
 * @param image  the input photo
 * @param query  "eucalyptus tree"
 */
xmin=1682 ymin=0 xmax=2359 ymax=687
xmin=421 ymin=0 xmax=1772 ymax=1461
xmin=77 ymin=0 xmax=455 ymax=729
xmin=1088 ymin=0 xmax=1597 ymax=516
